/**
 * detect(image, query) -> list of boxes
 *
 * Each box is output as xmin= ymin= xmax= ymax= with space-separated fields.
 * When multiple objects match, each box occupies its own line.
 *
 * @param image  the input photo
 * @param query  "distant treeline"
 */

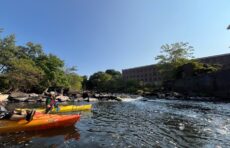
xmin=1 ymin=31 xmax=219 ymax=95
xmin=0 ymin=31 xmax=142 ymax=94
xmin=84 ymin=69 xmax=147 ymax=93
xmin=0 ymin=32 xmax=83 ymax=93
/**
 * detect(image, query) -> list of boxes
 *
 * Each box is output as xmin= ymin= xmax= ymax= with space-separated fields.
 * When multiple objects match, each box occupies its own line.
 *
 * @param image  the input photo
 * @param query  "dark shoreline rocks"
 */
xmin=142 ymin=91 xmax=230 ymax=103
xmin=165 ymin=69 xmax=230 ymax=101
xmin=2 ymin=90 xmax=230 ymax=103
xmin=93 ymin=93 xmax=122 ymax=101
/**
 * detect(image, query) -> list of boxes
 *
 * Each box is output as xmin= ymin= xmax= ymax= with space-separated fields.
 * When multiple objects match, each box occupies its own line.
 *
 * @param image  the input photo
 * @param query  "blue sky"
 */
xmin=0 ymin=0 xmax=230 ymax=76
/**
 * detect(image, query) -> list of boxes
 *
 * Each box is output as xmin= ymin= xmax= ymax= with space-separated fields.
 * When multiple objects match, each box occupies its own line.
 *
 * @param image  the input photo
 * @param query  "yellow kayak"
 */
xmin=17 ymin=104 xmax=92 ymax=113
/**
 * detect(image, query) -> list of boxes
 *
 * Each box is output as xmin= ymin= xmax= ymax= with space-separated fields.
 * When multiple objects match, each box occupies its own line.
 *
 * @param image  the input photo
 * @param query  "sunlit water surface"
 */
xmin=1 ymin=98 xmax=230 ymax=148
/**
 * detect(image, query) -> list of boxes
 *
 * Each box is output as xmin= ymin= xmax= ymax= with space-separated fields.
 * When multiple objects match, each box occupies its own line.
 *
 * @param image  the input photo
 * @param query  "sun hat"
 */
xmin=50 ymin=91 xmax=55 ymax=95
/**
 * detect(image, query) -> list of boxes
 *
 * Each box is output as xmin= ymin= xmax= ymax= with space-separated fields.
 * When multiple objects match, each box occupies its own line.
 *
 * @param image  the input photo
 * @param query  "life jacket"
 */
xmin=50 ymin=99 xmax=56 ymax=105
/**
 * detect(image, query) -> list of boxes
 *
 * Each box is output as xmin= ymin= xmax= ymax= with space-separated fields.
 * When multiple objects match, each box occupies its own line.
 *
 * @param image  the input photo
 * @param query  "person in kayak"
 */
xmin=45 ymin=91 xmax=59 ymax=113
xmin=0 ymin=101 xmax=35 ymax=121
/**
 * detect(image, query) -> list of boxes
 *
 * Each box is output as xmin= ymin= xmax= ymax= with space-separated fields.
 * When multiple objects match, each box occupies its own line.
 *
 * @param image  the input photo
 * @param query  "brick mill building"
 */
xmin=122 ymin=53 xmax=230 ymax=85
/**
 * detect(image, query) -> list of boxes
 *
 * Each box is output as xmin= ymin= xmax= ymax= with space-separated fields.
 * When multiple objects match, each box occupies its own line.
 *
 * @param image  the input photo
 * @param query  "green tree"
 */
xmin=5 ymin=58 xmax=44 ymax=92
xmin=88 ymin=71 xmax=112 ymax=92
xmin=67 ymin=73 xmax=83 ymax=91
xmin=124 ymin=80 xmax=141 ymax=93
xmin=104 ymin=69 xmax=123 ymax=92
xmin=64 ymin=66 xmax=83 ymax=91
xmin=36 ymin=54 xmax=69 ymax=90
xmin=87 ymin=69 xmax=142 ymax=93
xmin=105 ymin=69 xmax=121 ymax=79
xmin=19 ymin=42 xmax=44 ymax=60
xmin=0 ymin=31 xmax=83 ymax=93
xmin=82 ymin=75 xmax=88 ymax=90
xmin=155 ymin=42 xmax=194 ymax=80
xmin=175 ymin=61 xmax=221 ymax=79
xmin=0 ymin=34 xmax=17 ymax=73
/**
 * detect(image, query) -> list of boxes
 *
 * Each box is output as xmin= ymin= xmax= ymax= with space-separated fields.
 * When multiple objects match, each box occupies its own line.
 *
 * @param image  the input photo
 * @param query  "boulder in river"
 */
xmin=0 ymin=93 xmax=9 ymax=102
xmin=37 ymin=97 xmax=46 ymax=102
xmin=74 ymin=97 xmax=98 ymax=102
xmin=9 ymin=92 xmax=29 ymax=102
xmin=28 ymin=93 xmax=39 ymax=98
xmin=56 ymin=95 xmax=70 ymax=102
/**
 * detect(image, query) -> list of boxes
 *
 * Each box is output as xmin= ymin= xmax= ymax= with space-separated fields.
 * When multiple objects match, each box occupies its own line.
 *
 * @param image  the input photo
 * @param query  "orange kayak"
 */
xmin=0 ymin=113 xmax=80 ymax=133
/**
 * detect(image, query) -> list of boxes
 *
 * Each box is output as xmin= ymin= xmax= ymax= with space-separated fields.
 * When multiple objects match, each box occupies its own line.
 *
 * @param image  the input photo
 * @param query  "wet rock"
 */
xmin=28 ymin=93 xmax=39 ymax=98
xmin=10 ymin=92 xmax=28 ymax=98
xmin=166 ymin=96 xmax=177 ymax=100
xmin=26 ymin=93 xmax=40 ymax=102
xmin=9 ymin=92 xmax=29 ymax=102
xmin=74 ymin=97 xmax=98 ymax=102
xmin=56 ymin=95 xmax=70 ymax=102
xmin=172 ymin=92 xmax=184 ymax=98
xmin=157 ymin=93 xmax=165 ymax=98
xmin=178 ymin=123 xmax=185 ymax=130
xmin=0 ymin=93 xmax=9 ymax=102
xmin=93 ymin=93 xmax=123 ymax=101
xmin=37 ymin=96 xmax=46 ymax=102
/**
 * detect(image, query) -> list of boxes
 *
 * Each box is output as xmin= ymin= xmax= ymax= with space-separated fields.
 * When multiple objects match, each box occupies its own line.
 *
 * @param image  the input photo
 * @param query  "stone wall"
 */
xmin=169 ymin=69 xmax=230 ymax=99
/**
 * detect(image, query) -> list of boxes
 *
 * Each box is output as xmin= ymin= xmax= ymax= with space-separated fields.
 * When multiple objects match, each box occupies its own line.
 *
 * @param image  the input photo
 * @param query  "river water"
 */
xmin=1 ymin=98 xmax=230 ymax=148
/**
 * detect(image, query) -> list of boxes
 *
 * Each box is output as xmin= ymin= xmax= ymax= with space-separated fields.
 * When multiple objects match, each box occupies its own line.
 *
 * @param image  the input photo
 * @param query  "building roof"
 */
xmin=122 ymin=53 xmax=230 ymax=71
xmin=196 ymin=53 xmax=230 ymax=60
xmin=122 ymin=64 xmax=156 ymax=71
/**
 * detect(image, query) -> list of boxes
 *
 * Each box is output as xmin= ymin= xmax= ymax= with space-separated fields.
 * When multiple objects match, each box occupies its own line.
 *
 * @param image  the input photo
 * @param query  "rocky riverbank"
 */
xmin=0 ymin=91 xmax=136 ymax=103
xmin=0 ymin=92 xmax=71 ymax=102
xmin=1 ymin=90 xmax=227 ymax=103
xmin=165 ymin=69 xmax=230 ymax=101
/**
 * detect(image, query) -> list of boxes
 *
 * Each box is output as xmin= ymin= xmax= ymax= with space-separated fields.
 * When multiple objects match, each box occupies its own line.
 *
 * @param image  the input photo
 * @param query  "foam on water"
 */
xmin=121 ymin=96 xmax=144 ymax=102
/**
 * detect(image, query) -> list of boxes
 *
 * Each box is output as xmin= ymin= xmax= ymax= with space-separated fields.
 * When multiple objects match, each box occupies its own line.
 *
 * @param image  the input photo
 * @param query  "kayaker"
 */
xmin=45 ymin=91 xmax=59 ymax=113
xmin=0 ymin=101 xmax=35 ymax=121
